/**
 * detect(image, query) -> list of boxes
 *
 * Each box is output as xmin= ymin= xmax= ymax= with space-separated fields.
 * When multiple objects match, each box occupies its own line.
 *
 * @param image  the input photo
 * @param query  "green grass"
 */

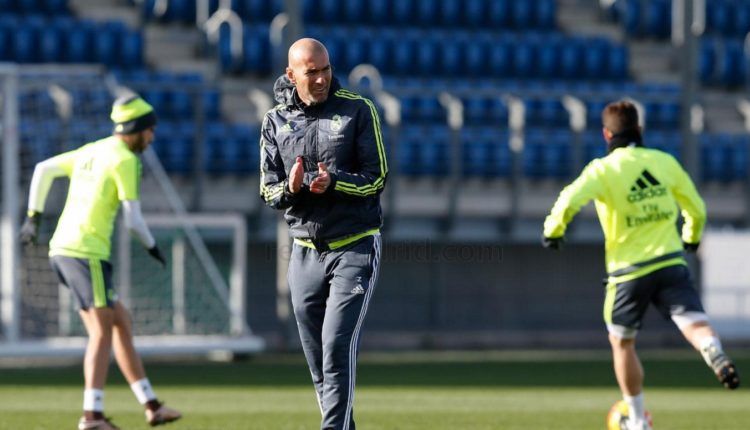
xmin=0 ymin=351 xmax=748 ymax=429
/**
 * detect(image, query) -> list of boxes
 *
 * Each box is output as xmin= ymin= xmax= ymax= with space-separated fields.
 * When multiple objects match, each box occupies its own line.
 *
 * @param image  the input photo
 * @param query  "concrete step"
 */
xmin=69 ymin=0 xmax=140 ymax=28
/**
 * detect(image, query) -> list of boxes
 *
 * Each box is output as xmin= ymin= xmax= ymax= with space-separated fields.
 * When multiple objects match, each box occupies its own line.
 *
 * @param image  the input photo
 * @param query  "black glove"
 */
xmin=147 ymin=244 xmax=166 ymax=267
xmin=20 ymin=211 xmax=42 ymax=245
xmin=683 ymin=241 xmax=700 ymax=253
xmin=542 ymin=236 xmax=565 ymax=250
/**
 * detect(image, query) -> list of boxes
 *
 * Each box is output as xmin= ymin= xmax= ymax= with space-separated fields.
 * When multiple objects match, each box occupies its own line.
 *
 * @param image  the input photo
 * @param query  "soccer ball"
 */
xmin=606 ymin=400 xmax=653 ymax=430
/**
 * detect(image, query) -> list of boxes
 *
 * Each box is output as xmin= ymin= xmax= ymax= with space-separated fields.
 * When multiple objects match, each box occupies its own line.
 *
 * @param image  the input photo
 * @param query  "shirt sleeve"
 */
xmin=122 ymin=200 xmax=156 ymax=248
xmin=330 ymin=97 xmax=388 ymax=198
xmin=543 ymin=161 xmax=604 ymax=238
xmin=27 ymin=149 xmax=78 ymax=213
xmin=112 ymin=156 xmax=140 ymax=201
xmin=669 ymin=156 xmax=706 ymax=244
xmin=260 ymin=112 xmax=300 ymax=209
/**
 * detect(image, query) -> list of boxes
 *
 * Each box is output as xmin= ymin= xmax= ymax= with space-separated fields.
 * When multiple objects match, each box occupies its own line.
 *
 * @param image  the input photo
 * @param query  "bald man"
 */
xmin=260 ymin=38 xmax=388 ymax=430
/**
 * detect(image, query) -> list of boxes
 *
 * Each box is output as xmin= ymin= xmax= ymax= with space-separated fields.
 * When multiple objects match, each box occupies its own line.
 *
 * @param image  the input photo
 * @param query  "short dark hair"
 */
xmin=602 ymin=101 xmax=639 ymax=135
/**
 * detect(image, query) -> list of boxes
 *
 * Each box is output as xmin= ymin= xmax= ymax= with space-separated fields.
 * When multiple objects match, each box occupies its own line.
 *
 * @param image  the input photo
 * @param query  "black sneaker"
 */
xmin=716 ymin=361 xmax=740 ymax=390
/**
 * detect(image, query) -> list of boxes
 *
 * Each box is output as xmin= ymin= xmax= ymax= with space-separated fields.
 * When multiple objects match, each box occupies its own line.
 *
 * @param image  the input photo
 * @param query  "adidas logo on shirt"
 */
xmin=627 ymin=169 xmax=666 ymax=202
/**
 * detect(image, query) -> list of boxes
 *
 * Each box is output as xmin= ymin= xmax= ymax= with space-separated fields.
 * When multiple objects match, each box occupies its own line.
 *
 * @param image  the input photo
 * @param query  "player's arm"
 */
xmin=20 ymin=151 xmax=77 ymax=244
xmin=260 ymin=113 xmax=301 ymax=209
xmin=670 ymin=157 xmax=706 ymax=249
xmin=325 ymin=99 xmax=388 ymax=199
xmin=543 ymin=161 xmax=604 ymax=242
xmin=113 ymin=157 xmax=165 ymax=266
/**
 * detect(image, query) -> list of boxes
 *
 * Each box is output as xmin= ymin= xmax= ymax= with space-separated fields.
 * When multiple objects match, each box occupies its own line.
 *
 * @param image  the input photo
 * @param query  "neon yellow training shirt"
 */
xmin=49 ymin=136 xmax=141 ymax=261
xmin=543 ymin=146 xmax=706 ymax=280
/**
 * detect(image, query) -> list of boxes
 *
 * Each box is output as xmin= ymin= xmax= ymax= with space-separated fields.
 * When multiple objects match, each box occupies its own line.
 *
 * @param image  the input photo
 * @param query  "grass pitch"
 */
xmin=0 ymin=350 xmax=748 ymax=429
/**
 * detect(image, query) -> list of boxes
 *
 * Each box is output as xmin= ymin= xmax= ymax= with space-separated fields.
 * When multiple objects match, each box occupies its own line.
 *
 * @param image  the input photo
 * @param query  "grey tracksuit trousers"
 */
xmin=288 ymin=234 xmax=381 ymax=430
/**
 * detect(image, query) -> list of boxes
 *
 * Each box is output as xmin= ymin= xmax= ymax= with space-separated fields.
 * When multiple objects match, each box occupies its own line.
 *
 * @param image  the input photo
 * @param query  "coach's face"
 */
xmin=287 ymin=46 xmax=332 ymax=106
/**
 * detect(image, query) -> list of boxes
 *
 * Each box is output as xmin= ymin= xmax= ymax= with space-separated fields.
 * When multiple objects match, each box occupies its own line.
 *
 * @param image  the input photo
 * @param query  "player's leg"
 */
xmin=320 ymin=235 xmax=381 ymax=430
xmin=654 ymin=265 xmax=740 ymax=389
xmin=51 ymin=256 xmax=121 ymax=430
xmin=604 ymin=275 xmax=652 ymax=430
xmin=111 ymin=301 xmax=181 ymax=426
xmin=289 ymin=242 xmax=330 ymax=415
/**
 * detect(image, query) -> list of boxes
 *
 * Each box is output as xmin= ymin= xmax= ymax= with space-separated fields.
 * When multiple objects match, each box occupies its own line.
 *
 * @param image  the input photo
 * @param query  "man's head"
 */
xmin=111 ymin=95 xmax=157 ymax=153
xmin=286 ymin=38 xmax=332 ymax=106
xmin=601 ymin=100 xmax=641 ymax=141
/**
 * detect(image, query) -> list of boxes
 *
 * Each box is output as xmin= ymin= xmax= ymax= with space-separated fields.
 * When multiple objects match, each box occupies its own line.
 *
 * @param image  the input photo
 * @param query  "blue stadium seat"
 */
xmin=342 ymin=0 xmax=366 ymax=24
xmin=392 ymin=0 xmax=415 ymax=26
xmin=537 ymin=37 xmax=560 ymax=79
xmin=513 ymin=37 xmax=538 ymax=78
xmin=644 ymin=0 xmax=670 ymax=38
xmin=464 ymin=97 xmax=490 ymax=126
xmin=415 ymin=37 xmax=438 ymax=77
xmin=419 ymin=127 xmax=450 ymax=176
xmin=465 ymin=34 xmax=488 ymax=77
xmin=121 ymin=30 xmax=143 ymax=68
xmin=464 ymin=0 xmax=485 ymax=28
xmin=701 ymin=134 xmax=729 ymax=182
xmin=368 ymin=0 xmax=390 ymax=24
xmin=17 ymin=20 xmax=44 ymax=63
xmin=583 ymin=38 xmax=608 ymax=80
xmin=462 ymin=129 xmax=493 ymax=177
xmin=536 ymin=0 xmax=556 ymax=29
xmin=203 ymin=89 xmax=221 ymax=121
xmin=391 ymin=33 xmax=416 ymax=75
xmin=243 ymin=27 xmax=270 ymax=75
xmin=94 ymin=21 xmax=125 ymax=68
xmin=170 ymin=89 xmax=192 ymax=119
xmin=415 ymin=0 xmax=439 ymax=28
xmin=487 ymin=39 xmax=516 ymax=78
xmin=368 ymin=36 xmax=392 ymax=74
xmin=440 ymin=0 xmax=462 ymax=27
xmin=39 ymin=23 xmax=64 ymax=63
xmin=620 ymin=0 xmax=641 ymax=37
xmin=735 ymin=2 xmax=750 ymax=38
xmin=511 ymin=1 xmax=535 ymax=29
xmin=730 ymin=136 xmax=749 ymax=180
xmin=718 ymin=40 xmax=745 ymax=86
xmin=607 ymin=45 xmax=629 ymax=80
xmin=416 ymin=96 xmax=443 ymax=123
xmin=487 ymin=0 xmax=511 ymax=29
xmin=397 ymin=126 xmax=423 ymax=176
xmin=440 ymin=36 xmax=463 ymax=77
xmin=559 ymin=37 xmax=583 ymax=79
xmin=699 ymin=39 xmax=716 ymax=84
xmin=708 ymin=0 xmax=734 ymax=37
xmin=319 ymin=0 xmax=342 ymax=24
xmin=343 ymin=32 xmax=367 ymax=71
xmin=65 ymin=20 xmax=93 ymax=63
xmin=523 ymin=132 xmax=545 ymax=178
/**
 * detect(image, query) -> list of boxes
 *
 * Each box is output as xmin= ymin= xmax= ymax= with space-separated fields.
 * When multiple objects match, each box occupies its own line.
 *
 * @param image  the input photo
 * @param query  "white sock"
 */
xmin=83 ymin=389 xmax=104 ymax=412
xmin=624 ymin=393 xmax=645 ymax=424
xmin=699 ymin=336 xmax=724 ymax=366
xmin=130 ymin=378 xmax=157 ymax=405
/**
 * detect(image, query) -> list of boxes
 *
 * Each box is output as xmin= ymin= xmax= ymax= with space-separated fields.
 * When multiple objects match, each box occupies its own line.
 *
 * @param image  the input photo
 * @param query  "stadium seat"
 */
xmin=536 ymin=0 xmax=557 ymax=29
xmin=416 ymin=37 xmax=439 ymax=77
xmin=644 ymin=0 xmax=670 ymax=38
xmin=464 ymin=0 xmax=485 ymax=28
xmin=511 ymin=1 xmax=535 ymax=29
xmin=415 ymin=0 xmax=439 ymax=28
xmin=560 ymin=38 xmax=584 ymax=79
xmin=13 ymin=21 xmax=39 ymax=63
xmin=243 ymin=26 xmax=271 ymax=75
xmin=392 ymin=0 xmax=415 ymax=26
xmin=368 ymin=0 xmax=390 ymax=24
xmin=607 ymin=45 xmax=629 ymax=80
xmin=488 ymin=37 xmax=513 ymax=78
xmin=488 ymin=0 xmax=511 ymax=29
xmin=440 ymin=0 xmax=462 ymax=27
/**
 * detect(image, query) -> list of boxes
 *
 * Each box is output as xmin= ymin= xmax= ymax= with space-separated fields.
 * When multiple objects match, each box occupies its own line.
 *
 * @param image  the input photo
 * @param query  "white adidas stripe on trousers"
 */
xmin=342 ymin=233 xmax=381 ymax=430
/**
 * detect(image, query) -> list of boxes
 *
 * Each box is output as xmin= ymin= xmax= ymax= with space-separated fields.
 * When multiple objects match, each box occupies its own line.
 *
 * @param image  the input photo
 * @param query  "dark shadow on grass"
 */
xmin=1 ymin=357 xmax=744 ymax=389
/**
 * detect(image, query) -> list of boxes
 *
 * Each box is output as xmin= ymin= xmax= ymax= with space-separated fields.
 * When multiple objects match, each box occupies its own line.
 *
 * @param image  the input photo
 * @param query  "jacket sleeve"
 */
xmin=260 ymin=112 xmax=299 ymax=210
xmin=669 ymin=157 xmax=706 ymax=244
xmin=330 ymin=97 xmax=388 ymax=198
xmin=543 ymin=161 xmax=604 ymax=238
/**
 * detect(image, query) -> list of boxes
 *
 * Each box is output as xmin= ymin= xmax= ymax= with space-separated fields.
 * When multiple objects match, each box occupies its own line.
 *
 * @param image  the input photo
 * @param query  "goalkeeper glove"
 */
xmin=683 ymin=241 xmax=700 ymax=253
xmin=542 ymin=236 xmax=565 ymax=251
xmin=147 ymin=244 xmax=166 ymax=267
xmin=20 ymin=211 xmax=41 ymax=245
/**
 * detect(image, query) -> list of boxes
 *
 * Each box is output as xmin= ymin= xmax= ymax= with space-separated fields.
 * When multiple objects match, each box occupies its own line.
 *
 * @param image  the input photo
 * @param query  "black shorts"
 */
xmin=605 ymin=264 xmax=704 ymax=330
xmin=50 ymin=255 xmax=117 ymax=310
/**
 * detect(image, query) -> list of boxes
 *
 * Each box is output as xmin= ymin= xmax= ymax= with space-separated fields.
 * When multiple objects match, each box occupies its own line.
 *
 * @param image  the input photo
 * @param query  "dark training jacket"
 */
xmin=260 ymin=75 xmax=388 ymax=244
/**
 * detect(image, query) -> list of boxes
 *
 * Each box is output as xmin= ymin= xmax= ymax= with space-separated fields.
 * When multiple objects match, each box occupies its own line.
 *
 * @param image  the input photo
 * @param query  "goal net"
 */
xmin=0 ymin=66 xmax=264 ymax=357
